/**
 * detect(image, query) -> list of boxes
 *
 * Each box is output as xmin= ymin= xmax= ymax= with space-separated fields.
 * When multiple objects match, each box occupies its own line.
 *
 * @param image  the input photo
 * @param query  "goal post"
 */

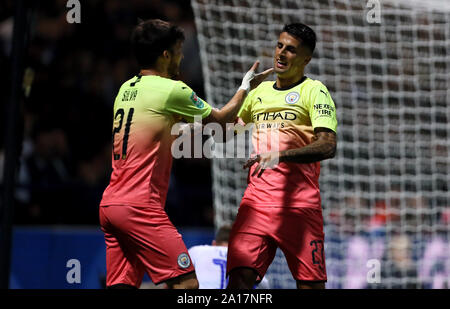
xmin=191 ymin=0 xmax=450 ymax=288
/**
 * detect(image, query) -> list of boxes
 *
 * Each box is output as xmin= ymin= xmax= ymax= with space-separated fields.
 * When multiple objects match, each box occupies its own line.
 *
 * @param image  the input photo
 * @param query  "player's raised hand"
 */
xmin=243 ymin=151 xmax=280 ymax=178
xmin=239 ymin=60 xmax=274 ymax=93
xmin=250 ymin=66 xmax=274 ymax=91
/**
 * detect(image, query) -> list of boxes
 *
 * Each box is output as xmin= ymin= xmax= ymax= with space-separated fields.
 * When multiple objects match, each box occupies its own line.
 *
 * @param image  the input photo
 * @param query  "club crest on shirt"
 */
xmin=190 ymin=92 xmax=204 ymax=109
xmin=177 ymin=253 xmax=191 ymax=269
xmin=285 ymin=91 xmax=300 ymax=104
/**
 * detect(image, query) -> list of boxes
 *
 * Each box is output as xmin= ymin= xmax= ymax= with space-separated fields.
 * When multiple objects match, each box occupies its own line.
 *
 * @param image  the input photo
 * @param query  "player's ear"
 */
xmin=304 ymin=55 xmax=312 ymax=66
xmin=212 ymin=240 xmax=217 ymax=246
xmin=162 ymin=50 xmax=171 ymax=60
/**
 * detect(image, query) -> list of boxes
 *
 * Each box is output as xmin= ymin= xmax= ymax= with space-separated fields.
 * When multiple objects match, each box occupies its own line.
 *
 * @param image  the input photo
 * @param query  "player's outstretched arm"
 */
xmin=203 ymin=61 xmax=273 ymax=128
xmin=244 ymin=127 xmax=336 ymax=177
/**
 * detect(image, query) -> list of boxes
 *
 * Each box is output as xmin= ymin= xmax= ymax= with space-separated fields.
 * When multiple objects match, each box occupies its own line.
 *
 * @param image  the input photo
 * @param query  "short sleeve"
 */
xmin=237 ymin=89 xmax=255 ymax=124
xmin=307 ymin=82 xmax=338 ymax=133
xmin=165 ymin=81 xmax=212 ymax=123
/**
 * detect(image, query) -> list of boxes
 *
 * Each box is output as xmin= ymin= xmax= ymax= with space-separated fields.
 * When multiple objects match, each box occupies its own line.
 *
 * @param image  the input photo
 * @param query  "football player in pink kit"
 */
xmin=226 ymin=23 xmax=338 ymax=289
xmin=99 ymin=19 xmax=272 ymax=289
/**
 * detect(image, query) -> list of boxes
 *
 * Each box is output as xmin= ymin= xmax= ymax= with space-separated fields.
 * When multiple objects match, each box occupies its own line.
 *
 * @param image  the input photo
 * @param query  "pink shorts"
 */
xmin=99 ymin=205 xmax=195 ymax=287
xmin=227 ymin=203 xmax=327 ymax=283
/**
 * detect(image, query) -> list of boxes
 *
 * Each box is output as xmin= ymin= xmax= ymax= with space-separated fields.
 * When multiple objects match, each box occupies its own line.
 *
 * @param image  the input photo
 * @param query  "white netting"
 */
xmin=191 ymin=0 xmax=450 ymax=288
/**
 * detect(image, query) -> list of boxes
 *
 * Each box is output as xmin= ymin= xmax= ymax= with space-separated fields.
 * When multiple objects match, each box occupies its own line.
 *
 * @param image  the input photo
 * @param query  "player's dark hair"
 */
xmin=215 ymin=225 xmax=232 ymax=243
xmin=282 ymin=23 xmax=316 ymax=54
xmin=131 ymin=19 xmax=185 ymax=69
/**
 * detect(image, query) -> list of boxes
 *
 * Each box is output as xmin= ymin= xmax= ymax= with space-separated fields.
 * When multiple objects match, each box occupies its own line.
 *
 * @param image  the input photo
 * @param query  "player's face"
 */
xmin=168 ymin=40 xmax=184 ymax=79
xmin=274 ymin=32 xmax=311 ymax=79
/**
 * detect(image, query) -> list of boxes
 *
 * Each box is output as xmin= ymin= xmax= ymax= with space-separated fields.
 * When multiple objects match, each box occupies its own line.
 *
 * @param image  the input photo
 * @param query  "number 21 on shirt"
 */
xmin=112 ymin=107 xmax=134 ymax=160
xmin=112 ymin=80 xmax=139 ymax=160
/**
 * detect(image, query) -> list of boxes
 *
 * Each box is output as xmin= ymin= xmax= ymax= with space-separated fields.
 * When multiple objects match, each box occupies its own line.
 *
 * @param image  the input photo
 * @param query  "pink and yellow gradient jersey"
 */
xmin=100 ymin=75 xmax=212 ymax=208
xmin=238 ymin=77 xmax=338 ymax=209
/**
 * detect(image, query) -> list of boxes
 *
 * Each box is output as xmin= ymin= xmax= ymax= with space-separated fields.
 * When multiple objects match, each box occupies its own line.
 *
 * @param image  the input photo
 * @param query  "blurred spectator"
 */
xmin=341 ymin=194 xmax=371 ymax=234
xmin=419 ymin=234 xmax=450 ymax=288
xmin=343 ymin=235 xmax=372 ymax=289
xmin=379 ymin=234 xmax=423 ymax=289
xmin=15 ymin=124 xmax=73 ymax=223
xmin=418 ymin=210 xmax=450 ymax=289
xmin=369 ymin=189 xmax=402 ymax=232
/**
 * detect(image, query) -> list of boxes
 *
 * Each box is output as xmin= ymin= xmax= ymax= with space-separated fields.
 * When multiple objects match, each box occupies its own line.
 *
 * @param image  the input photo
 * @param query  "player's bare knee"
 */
xmin=227 ymin=279 xmax=252 ymax=289
xmin=175 ymin=278 xmax=199 ymax=289
xmin=168 ymin=272 xmax=199 ymax=289
xmin=227 ymin=268 xmax=257 ymax=289
xmin=185 ymin=278 xmax=199 ymax=289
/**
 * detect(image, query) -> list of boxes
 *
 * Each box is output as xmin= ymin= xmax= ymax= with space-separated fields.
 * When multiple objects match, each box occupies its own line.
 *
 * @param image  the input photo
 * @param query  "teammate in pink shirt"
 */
xmin=226 ymin=23 xmax=338 ymax=289
xmin=99 ymin=19 xmax=272 ymax=289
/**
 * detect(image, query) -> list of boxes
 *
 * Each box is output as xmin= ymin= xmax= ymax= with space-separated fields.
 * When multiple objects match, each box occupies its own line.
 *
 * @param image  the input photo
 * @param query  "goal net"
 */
xmin=191 ymin=0 xmax=450 ymax=288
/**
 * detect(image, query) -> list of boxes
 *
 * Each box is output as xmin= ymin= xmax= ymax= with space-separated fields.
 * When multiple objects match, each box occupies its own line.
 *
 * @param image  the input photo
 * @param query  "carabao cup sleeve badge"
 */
xmin=177 ymin=253 xmax=191 ymax=269
xmin=285 ymin=92 xmax=300 ymax=104
xmin=190 ymin=92 xmax=205 ymax=108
